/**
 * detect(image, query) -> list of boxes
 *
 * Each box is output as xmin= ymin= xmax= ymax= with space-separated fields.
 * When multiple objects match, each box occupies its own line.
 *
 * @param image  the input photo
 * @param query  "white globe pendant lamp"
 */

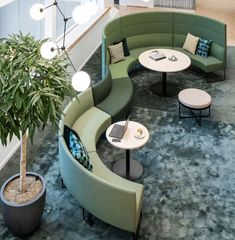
xmin=72 ymin=71 xmax=91 ymax=92
xmin=30 ymin=1 xmax=92 ymax=92
xmin=72 ymin=5 xmax=91 ymax=25
xmin=142 ymin=0 xmax=150 ymax=2
xmin=30 ymin=4 xmax=46 ymax=20
xmin=40 ymin=41 xmax=58 ymax=60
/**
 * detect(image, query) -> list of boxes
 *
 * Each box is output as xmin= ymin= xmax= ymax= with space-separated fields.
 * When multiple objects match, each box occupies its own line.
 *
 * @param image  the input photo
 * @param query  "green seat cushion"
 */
xmin=130 ymin=46 xmax=171 ymax=59
xmin=96 ymin=77 xmax=133 ymax=122
xmin=174 ymin=47 xmax=224 ymax=72
xmin=72 ymin=107 xmax=111 ymax=152
xmin=109 ymin=55 xmax=137 ymax=79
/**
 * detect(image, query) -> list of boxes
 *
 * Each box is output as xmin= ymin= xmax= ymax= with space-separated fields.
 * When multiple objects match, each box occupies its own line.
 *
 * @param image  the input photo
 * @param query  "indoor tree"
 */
xmin=0 ymin=32 xmax=73 ymax=194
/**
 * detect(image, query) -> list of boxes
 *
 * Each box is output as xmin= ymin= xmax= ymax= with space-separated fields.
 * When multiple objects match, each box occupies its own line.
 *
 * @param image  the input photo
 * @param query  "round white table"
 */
xmin=106 ymin=121 xmax=149 ymax=181
xmin=139 ymin=49 xmax=191 ymax=97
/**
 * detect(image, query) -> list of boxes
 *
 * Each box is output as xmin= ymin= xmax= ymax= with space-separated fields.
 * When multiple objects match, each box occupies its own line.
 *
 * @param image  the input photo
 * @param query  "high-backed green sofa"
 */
xmin=102 ymin=12 xmax=227 ymax=79
xmin=59 ymin=72 xmax=142 ymax=237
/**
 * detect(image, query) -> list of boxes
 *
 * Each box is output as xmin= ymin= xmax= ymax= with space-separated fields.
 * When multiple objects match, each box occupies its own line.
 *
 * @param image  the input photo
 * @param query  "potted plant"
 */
xmin=0 ymin=33 xmax=73 ymax=237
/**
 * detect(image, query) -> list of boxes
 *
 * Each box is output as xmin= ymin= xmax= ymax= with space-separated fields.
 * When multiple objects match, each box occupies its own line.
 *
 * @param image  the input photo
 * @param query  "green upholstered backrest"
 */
xmin=102 ymin=19 xmax=122 ymax=76
xmin=102 ymin=12 xmax=226 ymax=75
xmin=59 ymin=142 xmax=138 ymax=232
xmin=173 ymin=13 xmax=226 ymax=46
xmin=104 ymin=17 xmax=122 ymax=46
xmin=102 ymin=12 xmax=173 ymax=75
xmin=121 ymin=12 xmax=173 ymax=49
xmin=121 ymin=12 xmax=173 ymax=35
xmin=61 ymin=88 xmax=94 ymax=130
xmin=92 ymin=70 xmax=112 ymax=105
xmin=127 ymin=33 xmax=172 ymax=49
xmin=210 ymin=43 xmax=226 ymax=62
xmin=173 ymin=12 xmax=226 ymax=60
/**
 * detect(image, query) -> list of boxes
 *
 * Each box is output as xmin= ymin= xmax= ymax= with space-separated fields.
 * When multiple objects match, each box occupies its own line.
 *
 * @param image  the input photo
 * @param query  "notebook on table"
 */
xmin=109 ymin=118 xmax=129 ymax=139
xmin=149 ymin=51 xmax=166 ymax=61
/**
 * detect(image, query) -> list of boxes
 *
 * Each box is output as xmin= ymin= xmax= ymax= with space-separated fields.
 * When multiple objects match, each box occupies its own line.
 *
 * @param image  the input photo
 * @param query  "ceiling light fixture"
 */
xmin=30 ymin=0 xmax=98 ymax=91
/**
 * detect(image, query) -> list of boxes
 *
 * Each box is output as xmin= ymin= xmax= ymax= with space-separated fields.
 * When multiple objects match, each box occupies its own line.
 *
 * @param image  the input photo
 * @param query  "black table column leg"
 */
xmin=126 ymin=149 xmax=130 ymax=178
xmin=162 ymin=72 xmax=167 ymax=97
xmin=199 ymin=109 xmax=202 ymax=127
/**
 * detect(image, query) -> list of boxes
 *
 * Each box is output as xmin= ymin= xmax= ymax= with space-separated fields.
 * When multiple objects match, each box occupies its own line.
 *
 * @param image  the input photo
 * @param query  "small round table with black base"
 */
xmin=150 ymin=72 xmax=179 ymax=97
xmin=139 ymin=49 xmax=191 ymax=97
xmin=106 ymin=121 xmax=149 ymax=181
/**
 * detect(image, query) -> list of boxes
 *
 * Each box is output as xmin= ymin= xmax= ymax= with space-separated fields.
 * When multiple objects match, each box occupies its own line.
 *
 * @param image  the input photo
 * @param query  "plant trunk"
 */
xmin=20 ymin=133 xmax=27 ymax=193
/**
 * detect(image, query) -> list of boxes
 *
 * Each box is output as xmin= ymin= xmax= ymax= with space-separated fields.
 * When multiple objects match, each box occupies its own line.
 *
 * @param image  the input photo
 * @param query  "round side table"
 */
xmin=106 ymin=121 xmax=149 ymax=181
xmin=139 ymin=49 xmax=191 ymax=97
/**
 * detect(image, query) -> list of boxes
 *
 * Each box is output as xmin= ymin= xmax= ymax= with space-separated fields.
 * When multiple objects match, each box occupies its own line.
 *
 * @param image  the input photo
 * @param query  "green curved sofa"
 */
xmin=59 ymin=73 xmax=142 ymax=236
xmin=102 ymin=12 xmax=227 ymax=79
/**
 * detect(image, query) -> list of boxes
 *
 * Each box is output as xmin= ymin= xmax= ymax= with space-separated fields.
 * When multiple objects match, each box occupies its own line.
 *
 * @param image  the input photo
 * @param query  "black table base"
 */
xmin=113 ymin=159 xmax=143 ymax=181
xmin=112 ymin=150 xmax=143 ymax=181
xmin=150 ymin=72 xmax=179 ymax=97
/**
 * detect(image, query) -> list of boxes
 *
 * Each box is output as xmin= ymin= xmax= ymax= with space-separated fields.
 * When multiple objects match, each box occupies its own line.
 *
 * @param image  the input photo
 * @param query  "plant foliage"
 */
xmin=0 ymin=33 xmax=73 ymax=145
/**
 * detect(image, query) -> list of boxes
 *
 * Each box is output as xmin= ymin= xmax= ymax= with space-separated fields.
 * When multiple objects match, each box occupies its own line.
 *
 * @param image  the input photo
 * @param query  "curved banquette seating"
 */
xmin=59 ymin=72 xmax=142 ymax=235
xmin=102 ymin=12 xmax=226 ymax=78
xmin=59 ymin=12 xmax=226 ymax=237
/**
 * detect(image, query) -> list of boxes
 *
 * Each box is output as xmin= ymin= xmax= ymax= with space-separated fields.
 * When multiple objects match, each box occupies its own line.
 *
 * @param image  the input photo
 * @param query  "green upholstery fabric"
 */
xmin=173 ymin=34 xmax=187 ymax=48
xmin=102 ymin=12 xmax=226 ymax=75
xmin=61 ymin=88 xmax=94 ymax=129
xmin=96 ymin=77 xmax=133 ymax=122
xmin=90 ymin=152 xmax=143 ymax=232
xmin=121 ymin=12 xmax=173 ymax=37
xmin=108 ymin=55 xmax=137 ymax=79
xmin=72 ymin=106 xmax=111 ymax=152
xmin=59 ymin=86 xmax=142 ymax=234
xmin=173 ymin=12 xmax=226 ymax=66
xmin=92 ymin=70 xmax=112 ymax=105
xmin=174 ymin=47 xmax=224 ymax=72
xmin=59 ymin=142 xmax=141 ymax=233
xmin=210 ymin=43 xmax=226 ymax=62
xmin=173 ymin=13 xmax=226 ymax=46
xmin=130 ymin=46 xmax=171 ymax=59
xmin=103 ymin=18 xmax=122 ymax=46
xmin=127 ymin=33 xmax=172 ymax=50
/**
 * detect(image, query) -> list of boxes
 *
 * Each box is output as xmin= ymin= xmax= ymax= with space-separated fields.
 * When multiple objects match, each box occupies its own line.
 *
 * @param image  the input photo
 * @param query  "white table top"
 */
xmin=139 ymin=49 xmax=191 ymax=73
xmin=106 ymin=121 xmax=149 ymax=150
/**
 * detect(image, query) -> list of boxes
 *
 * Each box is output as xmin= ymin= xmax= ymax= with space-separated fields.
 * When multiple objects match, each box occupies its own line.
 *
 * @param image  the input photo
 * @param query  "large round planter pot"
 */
xmin=0 ymin=172 xmax=46 ymax=237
